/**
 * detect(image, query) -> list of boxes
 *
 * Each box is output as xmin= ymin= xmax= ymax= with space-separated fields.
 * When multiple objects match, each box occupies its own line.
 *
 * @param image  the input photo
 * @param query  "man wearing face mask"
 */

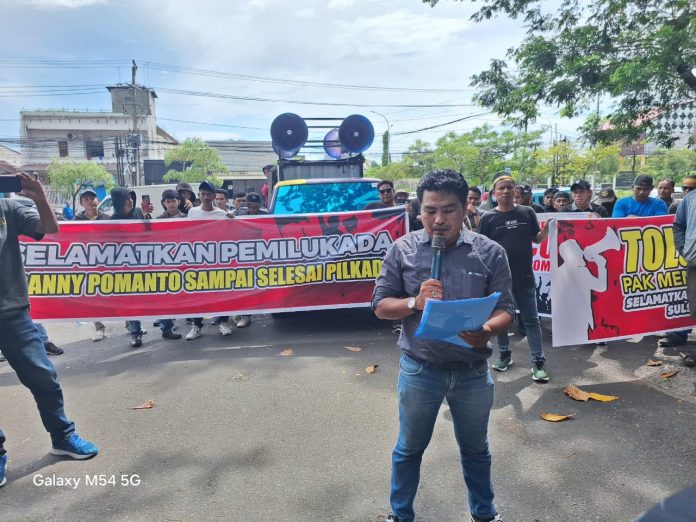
xmin=373 ymin=169 xmax=513 ymax=522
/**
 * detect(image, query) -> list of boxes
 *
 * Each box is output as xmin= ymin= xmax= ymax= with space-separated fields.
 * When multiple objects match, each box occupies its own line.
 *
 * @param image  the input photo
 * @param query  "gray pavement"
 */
xmin=0 ymin=311 xmax=695 ymax=522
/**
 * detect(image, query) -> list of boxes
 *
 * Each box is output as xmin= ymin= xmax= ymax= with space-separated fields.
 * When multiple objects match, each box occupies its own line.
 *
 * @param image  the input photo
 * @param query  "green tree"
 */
xmin=46 ymin=160 xmax=114 ymax=209
xmin=401 ymin=140 xmax=437 ymax=178
xmin=425 ymin=0 xmax=696 ymax=147
xmin=163 ymin=138 xmax=227 ymax=184
xmin=644 ymin=148 xmax=696 ymax=179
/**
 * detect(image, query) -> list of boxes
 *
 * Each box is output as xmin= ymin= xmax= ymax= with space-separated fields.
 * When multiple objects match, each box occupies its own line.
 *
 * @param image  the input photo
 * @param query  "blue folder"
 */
xmin=414 ymin=292 xmax=501 ymax=349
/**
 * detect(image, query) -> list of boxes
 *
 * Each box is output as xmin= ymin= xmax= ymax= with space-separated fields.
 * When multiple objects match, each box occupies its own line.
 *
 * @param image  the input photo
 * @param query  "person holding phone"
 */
xmin=0 ymin=173 xmax=99 ymax=488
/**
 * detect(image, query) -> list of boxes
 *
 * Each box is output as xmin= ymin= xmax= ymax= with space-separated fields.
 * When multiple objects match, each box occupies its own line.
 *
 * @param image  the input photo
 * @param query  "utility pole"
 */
xmin=370 ymin=111 xmax=391 ymax=166
xmin=129 ymin=60 xmax=141 ymax=186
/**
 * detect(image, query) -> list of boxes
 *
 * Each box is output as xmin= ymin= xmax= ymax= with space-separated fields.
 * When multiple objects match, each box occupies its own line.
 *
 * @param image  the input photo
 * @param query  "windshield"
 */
xmin=272 ymin=181 xmax=380 ymax=214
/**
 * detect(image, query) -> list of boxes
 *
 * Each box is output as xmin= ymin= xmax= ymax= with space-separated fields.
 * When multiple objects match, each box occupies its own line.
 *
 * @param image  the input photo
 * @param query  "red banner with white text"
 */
xmin=551 ymin=215 xmax=696 ymax=347
xmin=24 ymin=207 xmax=406 ymax=321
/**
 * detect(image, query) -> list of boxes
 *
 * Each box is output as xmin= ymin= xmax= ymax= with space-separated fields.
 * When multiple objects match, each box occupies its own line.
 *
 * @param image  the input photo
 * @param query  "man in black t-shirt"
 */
xmin=479 ymin=173 xmax=551 ymax=382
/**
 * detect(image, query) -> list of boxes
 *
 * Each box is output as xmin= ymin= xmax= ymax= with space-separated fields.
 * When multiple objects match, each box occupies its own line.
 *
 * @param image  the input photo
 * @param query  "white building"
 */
xmin=0 ymin=143 xmax=20 ymax=174
xmin=20 ymin=85 xmax=177 ymax=186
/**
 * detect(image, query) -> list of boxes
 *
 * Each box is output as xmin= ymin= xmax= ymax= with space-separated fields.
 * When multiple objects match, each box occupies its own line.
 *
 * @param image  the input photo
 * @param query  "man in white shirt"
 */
xmin=186 ymin=181 xmax=235 ymax=339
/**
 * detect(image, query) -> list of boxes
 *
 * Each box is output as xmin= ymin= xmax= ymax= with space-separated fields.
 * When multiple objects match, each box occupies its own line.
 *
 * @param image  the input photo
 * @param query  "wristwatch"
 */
xmin=407 ymin=296 xmax=418 ymax=312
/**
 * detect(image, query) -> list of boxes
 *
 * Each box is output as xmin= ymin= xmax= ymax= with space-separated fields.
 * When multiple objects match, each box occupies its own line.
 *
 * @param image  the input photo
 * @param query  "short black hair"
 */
xmin=659 ymin=179 xmax=675 ymax=187
xmin=377 ymin=180 xmax=394 ymax=190
xmin=468 ymin=186 xmax=482 ymax=196
xmin=544 ymin=187 xmax=558 ymax=196
xmin=215 ymin=189 xmax=228 ymax=198
xmin=417 ymin=169 xmax=469 ymax=206
xmin=234 ymin=192 xmax=246 ymax=199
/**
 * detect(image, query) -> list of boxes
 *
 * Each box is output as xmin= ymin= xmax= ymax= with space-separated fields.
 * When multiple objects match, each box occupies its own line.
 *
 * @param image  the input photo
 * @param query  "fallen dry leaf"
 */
xmin=540 ymin=412 xmax=575 ymax=422
xmin=344 ymin=346 xmax=363 ymax=352
xmin=646 ymin=359 xmax=664 ymax=367
xmin=564 ymin=385 xmax=591 ymax=401
xmin=660 ymin=369 xmax=680 ymax=379
xmin=279 ymin=348 xmax=293 ymax=356
xmin=365 ymin=364 xmax=379 ymax=374
xmin=564 ymin=385 xmax=619 ymax=402
xmin=131 ymin=400 xmax=154 ymax=410
xmin=587 ymin=392 xmax=620 ymax=402
xmin=232 ymin=372 xmax=249 ymax=381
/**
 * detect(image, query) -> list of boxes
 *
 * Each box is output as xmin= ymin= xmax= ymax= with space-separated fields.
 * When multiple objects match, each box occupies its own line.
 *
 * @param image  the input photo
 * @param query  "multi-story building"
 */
xmin=20 ymin=84 xmax=177 ymax=186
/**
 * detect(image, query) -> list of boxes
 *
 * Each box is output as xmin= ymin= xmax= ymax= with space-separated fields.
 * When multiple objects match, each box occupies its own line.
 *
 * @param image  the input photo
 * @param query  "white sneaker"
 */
xmin=236 ymin=316 xmax=251 ymax=328
xmin=186 ymin=325 xmax=202 ymax=340
xmin=219 ymin=322 xmax=232 ymax=336
xmin=92 ymin=328 xmax=106 ymax=342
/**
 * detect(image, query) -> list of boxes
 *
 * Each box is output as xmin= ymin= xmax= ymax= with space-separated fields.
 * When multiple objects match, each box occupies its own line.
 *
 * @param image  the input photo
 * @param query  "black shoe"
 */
xmin=44 ymin=342 xmax=64 ymax=356
xmin=659 ymin=335 xmax=687 ymax=347
xmin=386 ymin=516 xmax=400 ymax=522
xmin=162 ymin=330 xmax=182 ymax=340
xmin=130 ymin=334 xmax=142 ymax=348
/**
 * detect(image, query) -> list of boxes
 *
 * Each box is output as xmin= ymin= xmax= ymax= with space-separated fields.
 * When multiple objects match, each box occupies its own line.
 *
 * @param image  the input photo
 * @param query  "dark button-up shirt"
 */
xmin=372 ymin=228 xmax=515 ymax=364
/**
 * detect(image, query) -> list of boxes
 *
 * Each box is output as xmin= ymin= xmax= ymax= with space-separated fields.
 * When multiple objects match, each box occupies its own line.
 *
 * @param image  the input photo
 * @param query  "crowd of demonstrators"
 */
xmin=479 ymin=172 xmax=551 ymax=383
xmin=1 ymin=173 xmax=99 ymax=489
xmin=669 ymin=176 xmax=696 ymax=214
xmin=373 ymin=169 xmax=513 ymax=522
xmin=612 ymin=175 xmax=667 ymax=217
xmin=514 ymin=185 xmax=545 ymax=213
xmin=73 ymin=188 xmax=110 ymax=341
xmin=561 ymin=180 xmax=609 ymax=217
xmin=364 ymin=180 xmax=396 ymax=210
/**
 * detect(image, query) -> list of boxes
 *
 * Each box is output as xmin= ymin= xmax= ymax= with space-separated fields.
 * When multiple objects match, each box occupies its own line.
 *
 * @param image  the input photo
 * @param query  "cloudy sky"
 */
xmin=0 ymin=0 xmax=579 ymax=162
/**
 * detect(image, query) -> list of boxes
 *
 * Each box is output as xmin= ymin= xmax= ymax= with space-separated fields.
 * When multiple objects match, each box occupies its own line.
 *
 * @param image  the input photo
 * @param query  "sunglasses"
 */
xmin=379 ymin=188 xmax=393 ymax=194
xmin=683 ymin=186 xmax=696 ymax=192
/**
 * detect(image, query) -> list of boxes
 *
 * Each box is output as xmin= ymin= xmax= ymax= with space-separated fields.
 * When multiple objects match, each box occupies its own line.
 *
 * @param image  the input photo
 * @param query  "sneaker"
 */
xmin=51 ymin=433 xmax=98 ymax=460
xmin=532 ymin=362 xmax=549 ymax=382
xmin=44 ymin=342 xmax=64 ymax=356
xmin=162 ymin=329 xmax=182 ymax=340
xmin=491 ymin=355 xmax=513 ymax=372
xmin=236 ymin=316 xmax=251 ymax=329
xmin=211 ymin=317 xmax=222 ymax=325
xmin=471 ymin=514 xmax=504 ymax=522
xmin=92 ymin=328 xmax=106 ymax=342
xmin=130 ymin=334 xmax=142 ymax=348
xmin=386 ymin=515 xmax=400 ymax=522
xmin=0 ymin=453 xmax=6 ymax=487
xmin=219 ymin=322 xmax=232 ymax=336
xmin=186 ymin=325 xmax=202 ymax=340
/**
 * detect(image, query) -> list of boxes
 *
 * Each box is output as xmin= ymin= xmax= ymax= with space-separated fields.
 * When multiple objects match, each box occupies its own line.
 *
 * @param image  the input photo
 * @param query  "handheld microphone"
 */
xmin=430 ymin=235 xmax=447 ymax=280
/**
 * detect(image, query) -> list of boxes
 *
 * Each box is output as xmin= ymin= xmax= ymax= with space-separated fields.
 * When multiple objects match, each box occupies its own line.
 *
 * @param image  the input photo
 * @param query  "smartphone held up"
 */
xmin=0 ymin=175 xmax=22 ymax=194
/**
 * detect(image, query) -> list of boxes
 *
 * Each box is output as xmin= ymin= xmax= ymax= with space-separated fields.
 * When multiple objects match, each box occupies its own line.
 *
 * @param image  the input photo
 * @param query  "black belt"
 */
xmin=404 ymin=352 xmax=484 ymax=370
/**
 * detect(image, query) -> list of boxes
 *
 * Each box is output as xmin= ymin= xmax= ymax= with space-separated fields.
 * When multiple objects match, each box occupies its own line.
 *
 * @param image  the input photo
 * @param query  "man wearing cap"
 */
xmin=186 ymin=181 xmax=235 ymax=340
xmin=612 ymin=175 xmax=668 ymax=217
xmin=479 ymin=172 xmax=551 ymax=382
xmin=514 ymin=185 xmax=545 ymax=213
xmin=232 ymin=192 xmax=268 ymax=217
xmin=561 ymin=180 xmax=608 ymax=217
xmin=595 ymin=188 xmax=617 ymax=215
xmin=73 ymin=188 xmax=110 ymax=341
xmin=553 ymin=191 xmax=571 ymax=211
xmin=669 ymin=176 xmax=696 ymax=214
xmin=175 ymin=182 xmax=198 ymax=216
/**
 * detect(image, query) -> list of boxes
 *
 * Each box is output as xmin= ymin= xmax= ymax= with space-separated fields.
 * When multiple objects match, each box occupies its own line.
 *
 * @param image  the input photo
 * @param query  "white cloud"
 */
xmin=327 ymin=0 xmax=357 ymax=9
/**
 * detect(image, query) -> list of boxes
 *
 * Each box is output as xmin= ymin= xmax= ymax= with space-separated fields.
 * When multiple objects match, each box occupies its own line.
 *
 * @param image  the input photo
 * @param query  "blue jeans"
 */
xmin=496 ymin=284 xmax=545 ymax=365
xmin=35 ymin=322 xmax=49 ymax=344
xmin=1 ymin=311 xmax=75 ymax=446
xmin=127 ymin=319 xmax=174 ymax=335
xmin=390 ymin=353 xmax=497 ymax=522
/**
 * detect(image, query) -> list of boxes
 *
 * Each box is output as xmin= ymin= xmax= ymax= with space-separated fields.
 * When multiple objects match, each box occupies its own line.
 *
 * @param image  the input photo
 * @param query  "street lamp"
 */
xmin=370 ymin=110 xmax=391 ymax=165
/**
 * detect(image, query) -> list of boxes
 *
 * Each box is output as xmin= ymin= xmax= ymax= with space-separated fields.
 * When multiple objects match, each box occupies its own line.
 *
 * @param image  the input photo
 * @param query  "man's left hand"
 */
xmin=459 ymin=324 xmax=494 ymax=349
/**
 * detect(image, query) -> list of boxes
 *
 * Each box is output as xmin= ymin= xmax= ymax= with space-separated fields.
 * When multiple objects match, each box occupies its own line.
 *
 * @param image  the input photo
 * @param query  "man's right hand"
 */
xmin=416 ymin=278 xmax=443 ymax=310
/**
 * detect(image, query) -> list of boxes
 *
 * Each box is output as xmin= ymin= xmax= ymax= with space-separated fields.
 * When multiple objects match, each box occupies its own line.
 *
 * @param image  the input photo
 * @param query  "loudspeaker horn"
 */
xmin=272 ymin=141 xmax=300 ymax=159
xmin=323 ymin=128 xmax=345 ymax=159
xmin=271 ymin=113 xmax=308 ymax=156
xmin=338 ymin=114 xmax=374 ymax=153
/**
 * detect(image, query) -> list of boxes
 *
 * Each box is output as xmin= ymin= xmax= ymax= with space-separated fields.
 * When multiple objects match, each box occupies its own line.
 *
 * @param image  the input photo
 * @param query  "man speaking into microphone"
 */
xmin=373 ymin=169 xmax=514 ymax=522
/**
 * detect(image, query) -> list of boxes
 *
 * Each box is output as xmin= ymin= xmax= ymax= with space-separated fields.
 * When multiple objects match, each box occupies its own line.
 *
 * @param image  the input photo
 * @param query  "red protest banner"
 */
xmin=24 ymin=207 xmax=406 ymax=321
xmin=551 ymin=215 xmax=696 ymax=347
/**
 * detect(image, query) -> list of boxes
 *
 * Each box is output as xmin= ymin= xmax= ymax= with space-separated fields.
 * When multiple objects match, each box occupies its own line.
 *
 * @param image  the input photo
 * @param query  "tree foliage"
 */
xmin=424 ymin=0 xmax=696 ymax=147
xmin=163 ymin=138 xmax=227 ymax=184
xmin=643 ymin=148 xmax=696 ymax=179
xmin=46 ymin=160 xmax=114 ymax=209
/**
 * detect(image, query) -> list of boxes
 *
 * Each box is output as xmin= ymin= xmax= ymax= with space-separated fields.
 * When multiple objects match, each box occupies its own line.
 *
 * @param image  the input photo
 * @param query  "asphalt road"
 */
xmin=1 ymin=311 xmax=695 ymax=522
